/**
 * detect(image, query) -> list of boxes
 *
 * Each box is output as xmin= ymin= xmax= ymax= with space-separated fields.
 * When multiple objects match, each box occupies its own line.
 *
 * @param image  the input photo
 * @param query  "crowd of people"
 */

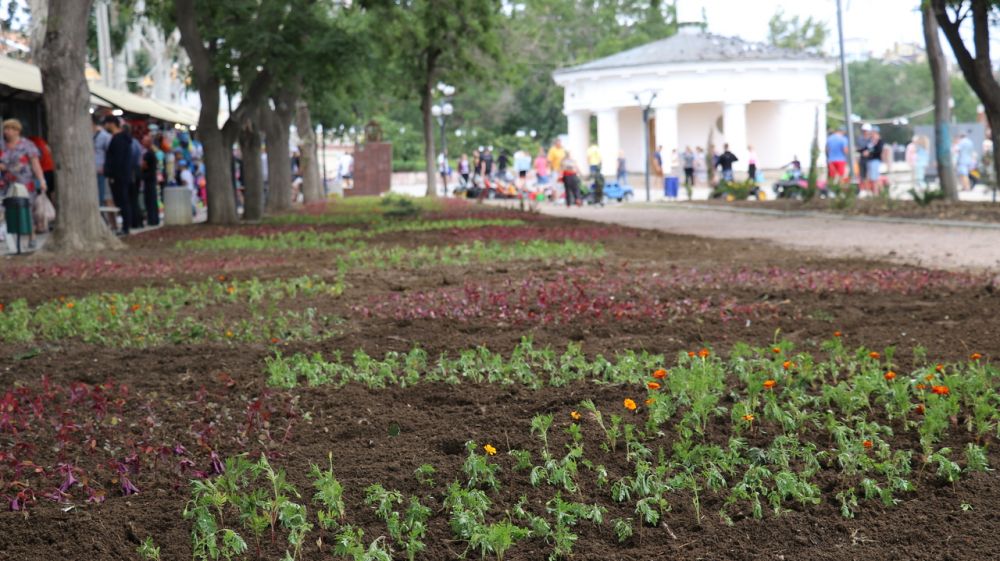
xmin=94 ymin=112 xmax=209 ymax=235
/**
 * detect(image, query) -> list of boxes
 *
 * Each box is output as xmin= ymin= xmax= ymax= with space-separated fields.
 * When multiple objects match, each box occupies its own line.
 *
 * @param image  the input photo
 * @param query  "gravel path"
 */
xmin=532 ymin=202 xmax=1000 ymax=272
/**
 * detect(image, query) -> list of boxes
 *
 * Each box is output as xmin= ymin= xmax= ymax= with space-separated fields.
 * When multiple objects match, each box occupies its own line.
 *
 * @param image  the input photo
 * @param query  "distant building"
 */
xmin=553 ymin=30 xmax=835 ymax=173
xmin=881 ymin=42 xmax=926 ymax=65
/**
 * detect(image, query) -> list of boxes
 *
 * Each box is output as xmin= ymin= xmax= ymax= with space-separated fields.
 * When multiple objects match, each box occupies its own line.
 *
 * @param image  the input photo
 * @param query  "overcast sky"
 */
xmin=686 ymin=0 xmax=925 ymax=57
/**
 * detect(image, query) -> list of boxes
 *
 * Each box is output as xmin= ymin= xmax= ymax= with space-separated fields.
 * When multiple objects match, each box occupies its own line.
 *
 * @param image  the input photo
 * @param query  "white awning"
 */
xmin=0 ymin=55 xmax=199 ymax=126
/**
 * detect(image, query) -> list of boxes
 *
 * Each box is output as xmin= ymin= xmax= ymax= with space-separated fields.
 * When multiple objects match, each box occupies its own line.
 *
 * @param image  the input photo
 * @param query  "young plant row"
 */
xmin=0 ymin=275 xmax=341 ymax=347
xmin=179 ymin=218 xmax=526 ymax=251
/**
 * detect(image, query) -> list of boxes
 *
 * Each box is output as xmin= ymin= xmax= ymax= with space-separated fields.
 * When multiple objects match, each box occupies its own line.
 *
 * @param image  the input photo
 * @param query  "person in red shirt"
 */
xmin=28 ymin=136 xmax=56 ymax=210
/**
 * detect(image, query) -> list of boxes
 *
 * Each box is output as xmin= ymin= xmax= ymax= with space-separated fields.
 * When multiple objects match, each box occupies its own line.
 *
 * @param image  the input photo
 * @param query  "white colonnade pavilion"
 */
xmin=553 ymin=31 xmax=836 ymax=178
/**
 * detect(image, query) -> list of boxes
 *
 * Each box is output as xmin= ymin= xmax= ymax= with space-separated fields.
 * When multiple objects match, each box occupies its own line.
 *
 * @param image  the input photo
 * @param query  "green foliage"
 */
xmin=414 ymin=464 xmax=437 ymax=487
xmin=767 ymin=7 xmax=827 ymax=54
xmin=0 ymin=276 xmax=340 ymax=347
xmin=310 ymin=453 xmax=346 ymax=530
xmin=136 ymin=537 xmax=161 ymax=561
xmin=826 ymin=60 xmax=979 ymax=142
xmin=909 ymin=187 xmax=947 ymax=206
xmin=364 ymin=485 xmax=432 ymax=561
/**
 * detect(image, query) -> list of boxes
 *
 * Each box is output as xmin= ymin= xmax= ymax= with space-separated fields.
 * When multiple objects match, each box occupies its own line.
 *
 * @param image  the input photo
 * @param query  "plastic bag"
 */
xmin=33 ymin=192 xmax=55 ymax=233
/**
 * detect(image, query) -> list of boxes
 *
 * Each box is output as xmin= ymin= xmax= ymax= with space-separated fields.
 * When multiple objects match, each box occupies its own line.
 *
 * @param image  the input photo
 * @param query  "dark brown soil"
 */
xmin=694 ymin=198 xmax=1000 ymax=223
xmin=0 ymin=206 xmax=998 ymax=561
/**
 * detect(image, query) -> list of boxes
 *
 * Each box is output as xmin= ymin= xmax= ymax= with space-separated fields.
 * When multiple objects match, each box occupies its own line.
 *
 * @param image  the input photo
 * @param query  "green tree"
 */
xmin=767 ymin=7 xmax=827 ymax=54
xmin=365 ymin=0 xmax=503 ymax=197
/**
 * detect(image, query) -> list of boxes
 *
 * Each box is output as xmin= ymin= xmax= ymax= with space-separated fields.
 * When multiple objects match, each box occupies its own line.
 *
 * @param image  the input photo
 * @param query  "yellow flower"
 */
xmin=483 ymin=444 xmax=497 ymax=456
xmin=225 ymin=330 xmax=234 ymax=338
xmin=570 ymin=411 xmax=581 ymax=421
xmin=742 ymin=414 xmax=755 ymax=422
xmin=623 ymin=398 xmax=637 ymax=411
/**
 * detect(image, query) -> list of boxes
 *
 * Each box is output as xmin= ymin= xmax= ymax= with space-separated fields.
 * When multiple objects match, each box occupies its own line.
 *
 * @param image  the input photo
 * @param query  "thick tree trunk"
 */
xmin=263 ymin=95 xmax=296 ymax=212
xmin=27 ymin=0 xmax=47 ymax=60
xmin=239 ymin=115 xmax=264 ymax=222
xmin=295 ymin=100 xmax=324 ymax=204
xmin=421 ymin=84 xmax=438 ymax=198
xmin=174 ymin=0 xmax=238 ymax=224
xmin=39 ymin=0 xmax=121 ymax=253
xmin=922 ymin=3 xmax=959 ymax=201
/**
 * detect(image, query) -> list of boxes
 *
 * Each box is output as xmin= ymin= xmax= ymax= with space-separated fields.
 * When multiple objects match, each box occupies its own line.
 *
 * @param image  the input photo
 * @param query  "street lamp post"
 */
xmin=836 ymin=0 xmax=856 ymax=183
xmin=431 ymin=83 xmax=456 ymax=196
xmin=634 ymin=91 xmax=658 ymax=202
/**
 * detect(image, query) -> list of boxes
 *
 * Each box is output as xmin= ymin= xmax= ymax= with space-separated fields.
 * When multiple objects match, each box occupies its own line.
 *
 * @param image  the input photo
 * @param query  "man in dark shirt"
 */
xmin=103 ymin=116 xmax=134 ymax=235
xmin=480 ymin=146 xmax=494 ymax=178
xmin=716 ymin=143 xmax=739 ymax=182
xmin=141 ymin=134 xmax=159 ymax=227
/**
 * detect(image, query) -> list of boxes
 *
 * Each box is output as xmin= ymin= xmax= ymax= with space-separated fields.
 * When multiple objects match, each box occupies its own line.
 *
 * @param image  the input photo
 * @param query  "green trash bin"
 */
xmin=3 ymin=197 xmax=33 ymax=254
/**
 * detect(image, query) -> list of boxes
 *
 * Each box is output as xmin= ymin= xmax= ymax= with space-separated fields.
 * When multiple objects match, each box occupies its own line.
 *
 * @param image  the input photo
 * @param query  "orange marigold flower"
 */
xmin=225 ymin=330 xmax=234 ymax=338
xmin=916 ymin=383 xmax=926 ymax=391
xmin=270 ymin=337 xmax=280 ymax=344
xmin=782 ymin=360 xmax=793 ymax=370
xmin=647 ymin=382 xmax=661 ymax=390
xmin=862 ymin=440 xmax=873 ymax=449
xmin=697 ymin=348 xmax=710 ymax=359
xmin=772 ymin=347 xmax=781 ymax=354
xmin=623 ymin=398 xmax=637 ymax=411
xmin=687 ymin=351 xmax=696 ymax=358
xmin=884 ymin=371 xmax=896 ymax=381
xmin=645 ymin=398 xmax=655 ymax=406
xmin=483 ymin=444 xmax=497 ymax=456
xmin=65 ymin=302 xmax=75 ymax=309
xmin=0 ymin=303 xmax=5 ymax=312
xmin=925 ymin=374 xmax=935 ymax=382
xmin=971 ymin=353 xmax=983 ymax=361
xmin=130 ymin=304 xmax=141 ymax=312
xmin=914 ymin=403 xmax=925 ymax=415
xmin=570 ymin=411 xmax=581 ymax=421
xmin=868 ymin=351 xmax=880 ymax=359
xmin=742 ymin=414 xmax=755 ymax=422
xmin=217 ymin=275 xmax=226 ymax=282
xmin=934 ymin=364 xmax=944 ymax=373
xmin=652 ymin=369 xmax=667 ymax=379
xmin=763 ymin=379 xmax=777 ymax=390
xmin=226 ymin=286 xmax=236 ymax=294
xmin=833 ymin=331 xmax=842 ymax=338
xmin=931 ymin=385 xmax=950 ymax=396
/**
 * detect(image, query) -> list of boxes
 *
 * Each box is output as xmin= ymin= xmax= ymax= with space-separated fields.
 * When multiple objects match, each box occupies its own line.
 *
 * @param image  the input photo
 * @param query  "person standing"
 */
xmin=913 ymin=135 xmax=929 ymax=189
xmin=127 ymin=125 xmax=143 ymax=229
xmin=1 ymin=119 xmax=48 ymax=247
xmin=141 ymin=134 xmax=160 ymax=227
xmin=586 ymin=143 xmax=602 ymax=178
xmin=694 ymin=146 xmax=706 ymax=185
xmin=857 ymin=123 xmax=872 ymax=183
xmin=93 ymin=114 xmax=112 ymax=205
xmin=955 ymin=131 xmax=975 ymax=191
xmin=860 ymin=127 xmax=884 ymax=193
xmin=458 ymin=153 xmax=471 ymax=187
xmin=746 ymin=145 xmax=758 ymax=184
xmin=546 ymin=139 xmax=566 ymax=178
xmin=27 ymin=134 xmax=55 ymax=213
xmin=681 ymin=146 xmax=695 ymax=188
xmin=437 ymin=150 xmax=450 ymax=195
xmin=716 ymin=143 xmax=738 ymax=182
xmin=616 ymin=150 xmax=627 ymax=185
xmin=825 ymin=126 xmax=849 ymax=182
xmin=102 ymin=116 xmax=133 ymax=235
xmin=337 ymin=151 xmax=352 ymax=190
xmin=560 ymin=151 xmax=581 ymax=206
xmin=533 ymin=148 xmax=549 ymax=184
xmin=480 ymin=146 xmax=494 ymax=178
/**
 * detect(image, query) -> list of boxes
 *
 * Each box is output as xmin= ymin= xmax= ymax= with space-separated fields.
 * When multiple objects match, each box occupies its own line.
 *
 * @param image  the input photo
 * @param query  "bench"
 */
xmin=99 ymin=205 xmax=120 ymax=232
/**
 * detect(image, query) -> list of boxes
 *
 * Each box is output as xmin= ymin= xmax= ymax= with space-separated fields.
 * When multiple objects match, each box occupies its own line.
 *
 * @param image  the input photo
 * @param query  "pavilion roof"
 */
xmin=555 ymin=31 xmax=822 ymax=76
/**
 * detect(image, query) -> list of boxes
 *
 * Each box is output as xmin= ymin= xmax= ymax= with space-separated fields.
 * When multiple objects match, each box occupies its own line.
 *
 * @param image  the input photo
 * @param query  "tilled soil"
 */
xmin=0 ymin=208 xmax=998 ymax=561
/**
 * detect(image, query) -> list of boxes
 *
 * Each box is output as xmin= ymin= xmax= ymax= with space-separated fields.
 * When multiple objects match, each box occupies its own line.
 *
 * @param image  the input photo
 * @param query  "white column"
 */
xmin=723 ymin=101 xmax=748 ymax=173
xmin=566 ymin=110 xmax=590 ymax=172
xmin=654 ymin=104 xmax=678 ymax=176
xmin=596 ymin=109 xmax=621 ymax=176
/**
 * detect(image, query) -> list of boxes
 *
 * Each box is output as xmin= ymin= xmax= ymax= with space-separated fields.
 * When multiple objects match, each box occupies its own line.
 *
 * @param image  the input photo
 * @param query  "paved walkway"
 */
xmin=530 ymin=202 xmax=1000 ymax=272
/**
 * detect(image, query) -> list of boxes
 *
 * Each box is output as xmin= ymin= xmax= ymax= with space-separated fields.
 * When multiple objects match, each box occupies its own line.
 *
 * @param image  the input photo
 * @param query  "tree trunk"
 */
xmin=39 ymin=0 xmax=121 ymax=253
xmin=295 ymin=100 xmax=324 ymax=204
xmin=239 ymin=115 xmax=264 ymax=221
xmin=27 ymin=0 xmax=47 ymax=60
xmin=174 ymin=0 xmax=238 ymax=224
xmin=922 ymin=3 xmax=958 ymax=201
xmin=421 ymin=83 xmax=438 ymax=198
xmin=932 ymin=0 xmax=1000 ymax=200
xmin=263 ymin=91 xmax=297 ymax=212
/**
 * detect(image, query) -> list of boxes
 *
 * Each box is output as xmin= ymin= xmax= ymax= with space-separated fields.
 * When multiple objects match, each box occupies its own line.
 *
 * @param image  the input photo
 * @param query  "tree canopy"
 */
xmin=767 ymin=7 xmax=827 ymax=54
